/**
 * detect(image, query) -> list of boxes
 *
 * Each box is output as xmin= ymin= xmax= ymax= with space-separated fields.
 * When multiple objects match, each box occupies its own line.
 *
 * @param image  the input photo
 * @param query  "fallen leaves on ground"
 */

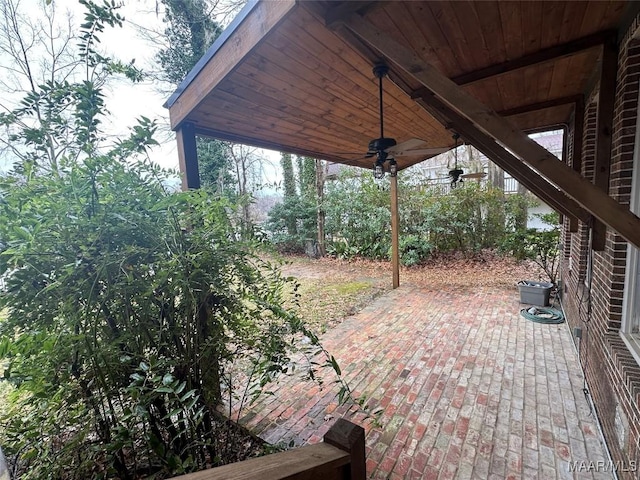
xmin=278 ymin=251 xmax=546 ymax=332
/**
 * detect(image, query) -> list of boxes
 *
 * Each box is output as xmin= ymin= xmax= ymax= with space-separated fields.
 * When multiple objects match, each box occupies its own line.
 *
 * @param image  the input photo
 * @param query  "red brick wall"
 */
xmin=561 ymin=16 xmax=640 ymax=478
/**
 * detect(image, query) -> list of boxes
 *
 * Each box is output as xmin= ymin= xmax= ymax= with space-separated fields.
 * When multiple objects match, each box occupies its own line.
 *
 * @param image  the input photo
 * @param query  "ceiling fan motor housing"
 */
xmin=368 ymin=137 xmax=397 ymax=155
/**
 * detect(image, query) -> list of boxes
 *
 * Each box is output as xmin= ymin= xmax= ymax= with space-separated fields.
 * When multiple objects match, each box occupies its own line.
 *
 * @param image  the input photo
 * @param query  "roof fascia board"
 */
xmin=166 ymin=0 xmax=298 ymax=129
xmin=164 ymin=0 xmax=259 ymax=109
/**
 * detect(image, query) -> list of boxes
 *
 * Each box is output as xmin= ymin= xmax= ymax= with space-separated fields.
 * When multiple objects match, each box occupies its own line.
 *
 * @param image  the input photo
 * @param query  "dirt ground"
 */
xmin=279 ymin=251 xmax=546 ymax=332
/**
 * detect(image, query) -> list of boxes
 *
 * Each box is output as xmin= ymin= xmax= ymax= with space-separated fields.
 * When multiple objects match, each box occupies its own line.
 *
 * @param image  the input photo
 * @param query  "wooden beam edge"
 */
xmin=451 ymin=30 xmax=617 ymax=86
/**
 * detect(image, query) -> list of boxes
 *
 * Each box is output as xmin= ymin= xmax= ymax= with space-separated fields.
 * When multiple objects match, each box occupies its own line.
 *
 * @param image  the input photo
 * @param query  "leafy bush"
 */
xmin=502 ymin=212 xmax=560 ymax=284
xmin=265 ymin=195 xmax=317 ymax=253
xmin=397 ymin=235 xmax=433 ymax=267
xmin=0 ymin=2 xmax=347 ymax=476
xmin=323 ymin=170 xmax=391 ymax=260
xmin=0 ymin=156 xmax=329 ymax=478
xmin=315 ymin=170 xmax=531 ymax=265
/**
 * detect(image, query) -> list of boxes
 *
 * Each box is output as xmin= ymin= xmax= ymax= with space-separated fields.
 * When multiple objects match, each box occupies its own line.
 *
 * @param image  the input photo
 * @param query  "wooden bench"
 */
xmin=168 ymin=419 xmax=366 ymax=480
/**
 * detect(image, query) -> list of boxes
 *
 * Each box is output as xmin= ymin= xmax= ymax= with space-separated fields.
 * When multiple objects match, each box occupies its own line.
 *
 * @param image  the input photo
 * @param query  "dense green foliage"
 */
xmin=0 ymin=155 xmax=323 ymax=478
xmin=501 ymin=212 xmax=561 ymax=283
xmin=274 ymin=168 xmax=539 ymax=266
xmin=266 ymin=155 xmax=319 ymax=253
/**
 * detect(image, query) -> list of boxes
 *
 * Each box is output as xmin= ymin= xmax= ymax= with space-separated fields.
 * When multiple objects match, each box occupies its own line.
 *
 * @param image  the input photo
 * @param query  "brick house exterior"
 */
xmin=167 ymin=1 xmax=640 ymax=474
xmin=562 ymin=13 xmax=640 ymax=478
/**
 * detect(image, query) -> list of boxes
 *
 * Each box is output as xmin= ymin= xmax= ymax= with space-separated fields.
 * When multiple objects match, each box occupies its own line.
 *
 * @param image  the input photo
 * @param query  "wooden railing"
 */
xmin=168 ymin=419 xmax=366 ymax=480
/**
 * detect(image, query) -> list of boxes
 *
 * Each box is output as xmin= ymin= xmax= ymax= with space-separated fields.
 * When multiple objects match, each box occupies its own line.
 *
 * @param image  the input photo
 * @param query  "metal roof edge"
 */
xmin=163 ymin=0 xmax=260 ymax=109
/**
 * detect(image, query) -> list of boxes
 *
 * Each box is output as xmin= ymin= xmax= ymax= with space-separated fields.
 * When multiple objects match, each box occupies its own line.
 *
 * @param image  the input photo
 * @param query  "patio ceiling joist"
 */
xmin=449 ymin=30 xmax=617 ymax=86
xmin=335 ymin=12 xmax=640 ymax=251
xmin=496 ymin=95 xmax=583 ymax=118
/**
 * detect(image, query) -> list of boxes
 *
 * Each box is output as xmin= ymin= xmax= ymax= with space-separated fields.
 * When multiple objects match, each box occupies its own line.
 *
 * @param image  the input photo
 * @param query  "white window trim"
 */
xmin=620 ymin=92 xmax=640 ymax=366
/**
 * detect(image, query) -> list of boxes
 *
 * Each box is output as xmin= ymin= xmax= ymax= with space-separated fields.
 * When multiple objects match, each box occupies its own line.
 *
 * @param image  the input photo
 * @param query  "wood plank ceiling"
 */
xmin=166 ymin=0 xmax=629 ymax=171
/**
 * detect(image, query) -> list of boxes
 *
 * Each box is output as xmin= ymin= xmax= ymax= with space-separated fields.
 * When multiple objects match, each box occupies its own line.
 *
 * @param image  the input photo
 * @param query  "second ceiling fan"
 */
xmin=448 ymin=133 xmax=487 ymax=188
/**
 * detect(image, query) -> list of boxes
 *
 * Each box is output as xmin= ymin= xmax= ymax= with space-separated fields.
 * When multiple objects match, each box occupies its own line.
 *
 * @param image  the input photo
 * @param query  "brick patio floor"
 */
xmin=233 ymin=284 xmax=613 ymax=479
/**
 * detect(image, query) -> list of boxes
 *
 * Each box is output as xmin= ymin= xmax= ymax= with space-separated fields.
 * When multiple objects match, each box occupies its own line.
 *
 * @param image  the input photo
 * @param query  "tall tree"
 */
xmin=298 ymin=156 xmax=316 ymax=195
xmin=281 ymin=152 xmax=296 ymax=198
xmin=280 ymin=152 xmax=297 ymax=237
xmin=0 ymin=0 xmax=142 ymax=174
xmin=157 ymin=0 xmax=221 ymax=85
xmin=229 ymin=144 xmax=268 ymax=231
xmin=197 ymin=136 xmax=234 ymax=191
xmin=157 ymin=0 xmax=233 ymax=193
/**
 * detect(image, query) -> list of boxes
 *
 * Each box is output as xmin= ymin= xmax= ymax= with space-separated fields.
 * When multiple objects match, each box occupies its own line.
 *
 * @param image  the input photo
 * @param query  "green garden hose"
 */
xmin=520 ymin=307 xmax=565 ymax=324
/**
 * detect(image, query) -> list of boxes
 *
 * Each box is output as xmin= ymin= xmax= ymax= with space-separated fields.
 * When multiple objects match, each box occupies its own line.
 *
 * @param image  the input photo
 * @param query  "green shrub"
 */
xmin=315 ymin=172 xmax=528 ymax=264
xmin=0 ymin=158 xmax=320 ymax=478
xmin=323 ymin=170 xmax=391 ymax=260
xmin=501 ymin=212 xmax=560 ymax=284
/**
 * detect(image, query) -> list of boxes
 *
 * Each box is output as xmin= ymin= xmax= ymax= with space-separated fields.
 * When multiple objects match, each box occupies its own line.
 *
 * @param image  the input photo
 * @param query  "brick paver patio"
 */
xmin=234 ymin=284 xmax=612 ymax=479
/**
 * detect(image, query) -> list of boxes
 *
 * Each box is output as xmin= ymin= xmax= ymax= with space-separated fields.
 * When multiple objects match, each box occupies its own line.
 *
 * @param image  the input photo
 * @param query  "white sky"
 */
xmin=0 ymin=0 xmax=281 ymax=187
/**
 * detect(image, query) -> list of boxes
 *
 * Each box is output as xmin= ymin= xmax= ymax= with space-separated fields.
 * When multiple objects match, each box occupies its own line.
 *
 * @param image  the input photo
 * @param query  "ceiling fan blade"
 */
xmin=392 ymin=147 xmax=449 ymax=157
xmin=348 ymin=156 xmax=372 ymax=163
xmin=386 ymin=138 xmax=428 ymax=153
xmin=461 ymin=172 xmax=487 ymax=179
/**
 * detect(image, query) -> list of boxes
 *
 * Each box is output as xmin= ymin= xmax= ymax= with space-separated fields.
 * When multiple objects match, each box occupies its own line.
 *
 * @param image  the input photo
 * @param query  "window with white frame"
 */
xmin=621 ymin=94 xmax=640 ymax=364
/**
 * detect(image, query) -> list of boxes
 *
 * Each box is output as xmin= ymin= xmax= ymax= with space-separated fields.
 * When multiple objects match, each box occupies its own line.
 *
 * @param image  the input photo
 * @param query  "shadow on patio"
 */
xmin=234 ymin=284 xmax=612 ymax=479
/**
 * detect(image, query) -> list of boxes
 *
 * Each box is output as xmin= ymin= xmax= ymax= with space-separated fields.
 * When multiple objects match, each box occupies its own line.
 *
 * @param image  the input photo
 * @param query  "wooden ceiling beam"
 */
xmin=451 ymin=30 xmax=617 ymax=86
xmin=339 ymin=14 xmax=640 ymax=250
xmin=414 ymin=89 xmax=582 ymax=121
xmin=413 ymin=92 xmax=589 ymax=223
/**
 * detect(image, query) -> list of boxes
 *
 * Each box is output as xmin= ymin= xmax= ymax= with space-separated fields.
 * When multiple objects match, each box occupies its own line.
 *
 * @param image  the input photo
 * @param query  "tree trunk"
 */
xmin=315 ymin=158 xmax=326 ymax=257
xmin=516 ymin=181 xmax=529 ymax=231
xmin=488 ymin=161 xmax=504 ymax=189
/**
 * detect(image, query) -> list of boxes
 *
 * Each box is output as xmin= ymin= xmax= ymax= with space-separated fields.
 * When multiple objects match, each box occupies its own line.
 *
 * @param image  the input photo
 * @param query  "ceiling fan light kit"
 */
xmin=374 ymin=158 xmax=385 ymax=179
xmin=389 ymin=159 xmax=398 ymax=177
xmin=364 ymin=63 xmax=453 ymax=179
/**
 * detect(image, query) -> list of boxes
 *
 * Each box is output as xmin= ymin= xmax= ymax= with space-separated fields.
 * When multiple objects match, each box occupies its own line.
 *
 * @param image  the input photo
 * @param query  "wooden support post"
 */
xmin=176 ymin=122 xmax=200 ymax=191
xmin=592 ymin=38 xmax=618 ymax=250
xmin=324 ymin=419 xmax=366 ymax=480
xmin=390 ymin=172 xmax=400 ymax=289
